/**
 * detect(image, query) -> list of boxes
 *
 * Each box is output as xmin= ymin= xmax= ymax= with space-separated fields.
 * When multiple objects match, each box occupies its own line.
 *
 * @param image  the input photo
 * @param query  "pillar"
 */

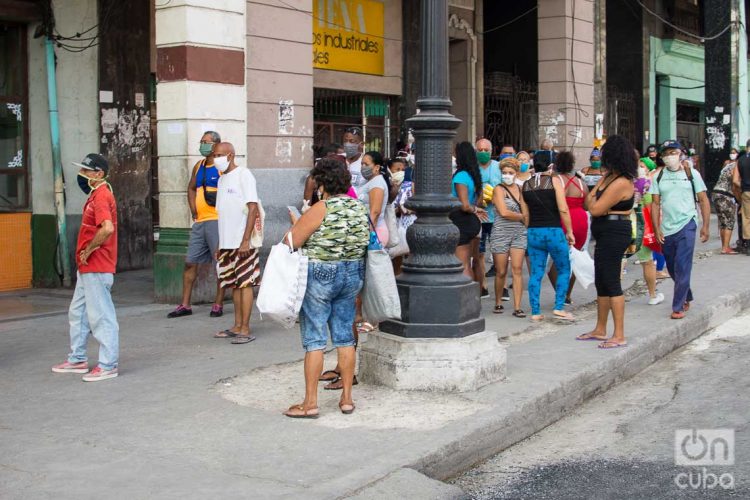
xmin=153 ymin=0 xmax=247 ymax=303
xmin=537 ymin=0 xmax=595 ymax=163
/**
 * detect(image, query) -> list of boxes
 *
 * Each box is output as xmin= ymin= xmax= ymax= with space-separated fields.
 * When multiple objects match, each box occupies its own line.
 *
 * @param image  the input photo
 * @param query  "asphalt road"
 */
xmin=451 ymin=312 xmax=750 ymax=499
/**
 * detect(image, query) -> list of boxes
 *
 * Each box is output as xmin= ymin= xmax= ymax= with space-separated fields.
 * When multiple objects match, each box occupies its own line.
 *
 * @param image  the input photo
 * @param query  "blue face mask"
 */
xmin=520 ymin=163 xmax=530 ymax=173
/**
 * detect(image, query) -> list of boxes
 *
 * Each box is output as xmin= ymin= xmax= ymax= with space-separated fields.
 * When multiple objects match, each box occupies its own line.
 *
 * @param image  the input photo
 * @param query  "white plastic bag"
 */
xmin=257 ymin=233 xmax=308 ymax=328
xmin=362 ymin=248 xmax=402 ymax=323
xmin=387 ymin=214 xmax=415 ymax=258
xmin=384 ymin=204 xmax=400 ymax=248
xmin=569 ymin=246 xmax=595 ymax=289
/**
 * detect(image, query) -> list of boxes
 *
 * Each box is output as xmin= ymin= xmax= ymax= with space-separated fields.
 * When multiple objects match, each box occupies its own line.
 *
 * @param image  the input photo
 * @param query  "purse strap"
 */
xmin=285 ymin=231 xmax=295 ymax=251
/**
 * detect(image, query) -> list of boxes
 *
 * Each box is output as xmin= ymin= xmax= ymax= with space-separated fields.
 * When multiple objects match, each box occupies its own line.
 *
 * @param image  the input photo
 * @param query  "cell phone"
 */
xmin=287 ymin=206 xmax=301 ymax=220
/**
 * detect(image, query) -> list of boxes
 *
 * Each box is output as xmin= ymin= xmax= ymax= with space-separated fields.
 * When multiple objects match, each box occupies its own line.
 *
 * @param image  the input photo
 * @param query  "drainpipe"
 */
xmin=45 ymin=38 xmax=71 ymax=287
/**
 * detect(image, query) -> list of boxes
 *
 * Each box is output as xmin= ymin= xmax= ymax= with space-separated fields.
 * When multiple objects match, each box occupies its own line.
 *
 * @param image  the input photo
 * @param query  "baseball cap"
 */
xmin=72 ymin=153 xmax=109 ymax=174
xmin=590 ymin=148 xmax=601 ymax=158
xmin=660 ymin=140 xmax=682 ymax=152
xmin=646 ymin=144 xmax=658 ymax=154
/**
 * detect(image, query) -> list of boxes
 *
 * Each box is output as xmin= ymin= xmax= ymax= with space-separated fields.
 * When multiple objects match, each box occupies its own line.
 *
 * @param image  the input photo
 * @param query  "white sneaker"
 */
xmin=648 ymin=292 xmax=665 ymax=305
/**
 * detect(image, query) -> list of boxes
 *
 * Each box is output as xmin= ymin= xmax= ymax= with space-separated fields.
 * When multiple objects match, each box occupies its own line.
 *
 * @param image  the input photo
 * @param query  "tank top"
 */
xmin=522 ymin=174 xmax=560 ymax=228
xmin=303 ymin=196 xmax=369 ymax=261
xmin=595 ymin=176 xmax=635 ymax=212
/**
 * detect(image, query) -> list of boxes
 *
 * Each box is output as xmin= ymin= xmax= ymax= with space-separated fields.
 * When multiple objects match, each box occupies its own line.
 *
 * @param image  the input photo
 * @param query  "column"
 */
xmin=153 ymin=0 xmax=247 ymax=302
xmin=537 ymin=0 xmax=595 ymax=163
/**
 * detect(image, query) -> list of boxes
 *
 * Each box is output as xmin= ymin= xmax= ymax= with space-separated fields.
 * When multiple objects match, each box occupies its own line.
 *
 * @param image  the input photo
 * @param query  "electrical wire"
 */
xmin=479 ymin=5 xmax=537 ymax=35
xmin=634 ymin=0 xmax=734 ymax=41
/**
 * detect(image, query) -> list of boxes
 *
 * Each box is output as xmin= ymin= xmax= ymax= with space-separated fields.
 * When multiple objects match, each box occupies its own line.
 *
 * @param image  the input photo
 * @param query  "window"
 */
xmin=0 ymin=23 xmax=28 ymax=210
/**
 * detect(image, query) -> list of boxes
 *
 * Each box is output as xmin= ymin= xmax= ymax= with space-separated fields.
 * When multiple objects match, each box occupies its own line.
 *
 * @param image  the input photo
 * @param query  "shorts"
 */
xmin=449 ymin=210 xmax=481 ymax=246
xmin=217 ymin=248 xmax=260 ymax=289
xmin=299 ymin=260 xmax=364 ymax=352
xmin=712 ymin=192 xmax=736 ymax=231
xmin=489 ymin=222 xmax=527 ymax=254
xmin=186 ymin=220 xmax=220 ymax=264
xmin=479 ymin=223 xmax=493 ymax=253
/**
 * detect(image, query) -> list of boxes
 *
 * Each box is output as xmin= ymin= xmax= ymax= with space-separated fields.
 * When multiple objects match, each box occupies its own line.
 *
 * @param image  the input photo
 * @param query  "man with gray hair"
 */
xmin=167 ymin=131 xmax=226 ymax=318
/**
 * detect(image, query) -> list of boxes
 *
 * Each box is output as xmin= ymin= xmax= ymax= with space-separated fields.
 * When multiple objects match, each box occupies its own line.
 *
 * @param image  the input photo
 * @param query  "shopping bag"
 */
xmin=256 ymin=233 xmax=308 ymax=329
xmin=384 ymin=204 xmax=400 ymax=248
xmin=641 ymin=205 xmax=662 ymax=253
xmin=362 ymin=247 xmax=401 ymax=323
xmin=387 ymin=214 xmax=415 ymax=258
xmin=569 ymin=246 xmax=595 ymax=289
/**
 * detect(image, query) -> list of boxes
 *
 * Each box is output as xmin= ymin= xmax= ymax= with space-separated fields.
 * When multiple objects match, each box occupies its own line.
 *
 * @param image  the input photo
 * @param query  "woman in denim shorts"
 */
xmin=283 ymin=158 xmax=369 ymax=419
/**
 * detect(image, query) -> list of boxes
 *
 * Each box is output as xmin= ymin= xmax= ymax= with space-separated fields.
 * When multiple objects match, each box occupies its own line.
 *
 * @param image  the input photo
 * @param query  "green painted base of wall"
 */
xmin=153 ymin=227 xmax=219 ymax=304
xmin=32 ymin=214 xmax=61 ymax=288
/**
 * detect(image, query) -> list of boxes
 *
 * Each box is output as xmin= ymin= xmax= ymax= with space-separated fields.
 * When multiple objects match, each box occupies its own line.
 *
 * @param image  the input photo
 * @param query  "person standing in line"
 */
xmin=515 ymin=151 xmax=533 ymax=185
xmin=211 ymin=142 xmax=261 ymax=343
xmin=732 ymin=141 xmax=750 ymax=255
xmin=576 ymin=135 xmax=636 ymax=348
xmin=358 ymin=151 xmax=390 ymax=245
xmin=651 ymin=140 xmax=710 ymax=319
xmin=633 ymin=157 xmax=664 ymax=306
xmin=522 ymin=155 xmax=575 ymax=322
xmin=167 ymin=131 xmax=226 ymax=319
xmin=490 ymin=157 xmax=528 ymax=317
xmin=342 ymin=127 xmax=366 ymax=192
xmin=714 ymin=147 xmax=739 ymax=254
xmin=476 ymin=138 xmax=502 ymax=297
xmin=52 ymin=154 xmax=119 ymax=381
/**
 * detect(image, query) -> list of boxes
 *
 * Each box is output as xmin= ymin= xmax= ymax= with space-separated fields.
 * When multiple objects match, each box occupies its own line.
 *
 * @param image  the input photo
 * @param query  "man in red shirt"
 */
xmin=52 ymin=153 xmax=120 ymax=382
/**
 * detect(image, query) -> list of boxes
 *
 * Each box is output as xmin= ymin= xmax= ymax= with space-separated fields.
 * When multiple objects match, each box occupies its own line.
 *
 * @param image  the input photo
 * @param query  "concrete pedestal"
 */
xmin=359 ymin=330 xmax=506 ymax=392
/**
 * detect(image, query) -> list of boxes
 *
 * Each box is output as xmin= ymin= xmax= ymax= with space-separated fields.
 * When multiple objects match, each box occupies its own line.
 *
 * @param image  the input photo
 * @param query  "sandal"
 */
xmin=231 ymin=334 xmax=256 ymax=344
xmin=576 ymin=332 xmax=608 ymax=341
xmin=356 ymin=322 xmax=375 ymax=333
xmin=283 ymin=404 xmax=319 ymax=419
xmin=493 ymin=304 xmax=504 ymax=314
xmin=213 ymin=329 xmax=239 ymax=339
xmin=553 ymin=310 xmax=576 ymax=322
xmin=319 ymin=369 xmax=340 ymax=382
xmin=598 ymin=339 xmax=627 ymax=349
xmin=530 ymin=315 xmax=544 ymax=322
xmin=721 ymin=248 xmax=739 ymax=255
xmin=512 ymin=309 xmax=526 ymax=318
xmin=324 ymin=374 xmax=358 ymax=391
xmin=339 ymin=401 xmax=355 ymax=414
xmin=671 ymin=311 xmax=685 ymax=320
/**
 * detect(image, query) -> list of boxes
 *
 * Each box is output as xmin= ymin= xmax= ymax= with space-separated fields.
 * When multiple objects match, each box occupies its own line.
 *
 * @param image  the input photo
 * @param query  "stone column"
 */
xmin=153 ymin=0 xmax=247 ymax=303
xmin=537 ymin=0 xmax=595 ymax=163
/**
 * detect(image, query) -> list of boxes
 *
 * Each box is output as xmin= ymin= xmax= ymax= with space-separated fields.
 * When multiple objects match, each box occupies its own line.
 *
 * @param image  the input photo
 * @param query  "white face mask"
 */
xmin=502 ymin=173 xmax=515 ymax=185
xmin=730 ymin=153 xmax=738 ymax=161
xmin=663 ymin=155 xmax=681 ymax=171
xmin=638 ymin=166 xmax=647 ymax=178
xmin=214 ymin=155 xmax=230 ymax=172
xmin=390 ymin=170 xmax=405 ymax=184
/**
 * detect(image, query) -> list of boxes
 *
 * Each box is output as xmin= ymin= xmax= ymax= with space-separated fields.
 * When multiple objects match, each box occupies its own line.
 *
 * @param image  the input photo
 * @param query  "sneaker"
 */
xmin=648 ymin=292 xmax=665 ymax=305
xmin=51 ymin=361 xmax=89 ymax=374
xmin=502 ymin=288 xmax=510 ymax=301
xmin=485 ymin=265 xmax=496 ymax=277
xmin=481 ymin=287 xmax=490 ymax=298
xmin=82 ymin=366 xmax=118 ymax=382
xmin=209 ymin=304 xmax=224 ymax=317
xmin=167 ymin=305 xmax=192 ymax=318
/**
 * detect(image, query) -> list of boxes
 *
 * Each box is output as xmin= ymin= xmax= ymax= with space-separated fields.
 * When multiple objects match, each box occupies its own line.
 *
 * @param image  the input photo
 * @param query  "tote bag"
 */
xmin=569 ymin=247 xmax=595 ymax=289
xmin=384 ymin=204 xmax=400 ymax=248
xmin=361 ymin=220 xmax=401 ymax=323
xmin=256 ymin=233 xmax=308 ymax=329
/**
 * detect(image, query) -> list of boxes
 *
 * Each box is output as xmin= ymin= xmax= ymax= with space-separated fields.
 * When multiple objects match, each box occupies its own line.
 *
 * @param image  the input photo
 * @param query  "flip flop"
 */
xmin=493 ymin=304 xmax=504 ymax=314
xmin=721 ymin=249 xmax=739 ymax=255
xmin=339 ymin=402 xmax=355 ymax=415
xmin=530 ymin=315 xmax=544 ymax=322
xmin=324 ymin=375 xmax=358 ymax=390
xmin=553 ymin=311 xmax=576 ymax=322
xmin=284 ymin=404 xmax=319 ymax=419
xmin=319 ymin=369 xmax=340 ymax=382
xmin=231 ymin=334 xmax=256 ymax=344
xmin=356 ymin=322 xmax=375 ymax=333
xmin=671 ymin=311 xmax=685 ymax=319
xmin=598 ymin=340 xmax=628 ymax=349
xmin=512 ymin=309 xmax=526 ymax=318
xmin=576 ymin=333 xmax=608 ymax=341
xmin=213 ymin=329 xmax=239 ymax=339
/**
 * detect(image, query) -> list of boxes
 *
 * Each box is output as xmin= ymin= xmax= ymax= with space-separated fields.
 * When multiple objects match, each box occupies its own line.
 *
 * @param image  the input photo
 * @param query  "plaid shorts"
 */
xmin=217 ymin=248 xmax=260 ymax=289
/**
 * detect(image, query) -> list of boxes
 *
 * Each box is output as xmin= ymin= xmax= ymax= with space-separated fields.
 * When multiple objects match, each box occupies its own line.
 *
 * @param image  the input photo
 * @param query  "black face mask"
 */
xmin=77 ymin=173 xmax=93 ymax=195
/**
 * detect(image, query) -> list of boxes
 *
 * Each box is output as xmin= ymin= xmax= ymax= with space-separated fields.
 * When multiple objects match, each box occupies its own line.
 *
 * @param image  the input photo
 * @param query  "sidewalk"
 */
xmin=0 ymin=237 xmax=746 ymax=499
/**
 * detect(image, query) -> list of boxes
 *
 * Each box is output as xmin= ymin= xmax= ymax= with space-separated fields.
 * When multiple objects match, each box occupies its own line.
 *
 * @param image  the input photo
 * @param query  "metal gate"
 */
xmin=484 ymin=72 xmax=538 ymax=152
xmin=605 ymin=86 xmax=637 ymax=147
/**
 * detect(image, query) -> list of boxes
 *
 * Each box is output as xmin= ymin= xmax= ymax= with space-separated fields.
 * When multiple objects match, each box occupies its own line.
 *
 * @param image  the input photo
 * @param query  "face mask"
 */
xmin=502 ymin=173 xmax=515 ymax=185
xmin=663 ymin=155 xmax=681 ymax=171
xmin=477 ymin=151 xmax=491 ymax=164
xmin=361 ymin=164 xmax=374 ymax=180
xmin=519 ymin=163 xmax=530 ymax=173
xmin=390 ymin=170 xmax=405 ymax=184
xmin=638 ymin=166 xmax=647 ymax=178
xmin=214 ymin=155 xmax=230 ymax=173
xmin=730 ymin=153 xmax=738 ymax=160
xmin=343 ymin=142 xmax=359 ymax=159
xmin=590 ymin=161 xmax=601 ymax=169
xmin=689 ymin=148 xmax=696 ymax=156
xmin=77 ymin=172 xmax=93 ymax=195
xmin=199 ymin=143 xmax=213 ymax=157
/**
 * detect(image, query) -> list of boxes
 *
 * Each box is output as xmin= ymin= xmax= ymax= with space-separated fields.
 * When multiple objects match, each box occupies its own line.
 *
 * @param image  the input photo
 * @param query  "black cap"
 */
xmin=72 ymin=153 xmax=109 ymax=174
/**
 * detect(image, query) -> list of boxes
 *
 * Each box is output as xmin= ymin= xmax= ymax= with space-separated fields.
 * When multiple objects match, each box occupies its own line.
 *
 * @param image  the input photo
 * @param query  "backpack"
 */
xmin=656 ymin=167 xmax=697 ymax=203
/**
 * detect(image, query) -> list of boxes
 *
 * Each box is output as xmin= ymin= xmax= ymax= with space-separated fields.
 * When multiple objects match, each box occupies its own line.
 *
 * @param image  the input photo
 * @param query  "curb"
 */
xmin=402 ymin=286 xmax=750 ymax=486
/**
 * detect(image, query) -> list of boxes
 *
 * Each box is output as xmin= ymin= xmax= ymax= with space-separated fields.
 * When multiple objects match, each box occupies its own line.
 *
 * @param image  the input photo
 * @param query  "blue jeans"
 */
xmin=527 ymin=227 xmax=570 ymax=315
xmin=662 ymin=220 xmax=696 ymax=313
xmin=299 ymin=260 xmax=364 ymax=352
xmin=67 ymin=272 xmax=119 ymax=370
xmin=479 ymin=223 xmax=493 ymax=253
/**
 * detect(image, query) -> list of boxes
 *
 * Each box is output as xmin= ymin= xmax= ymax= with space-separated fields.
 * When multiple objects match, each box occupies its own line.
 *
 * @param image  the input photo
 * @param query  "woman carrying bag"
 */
xmin=282 ymin=158 xmax=369 ymax=419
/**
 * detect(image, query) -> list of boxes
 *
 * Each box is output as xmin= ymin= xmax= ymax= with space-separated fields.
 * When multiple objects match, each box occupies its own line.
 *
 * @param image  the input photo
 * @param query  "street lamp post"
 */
xmin=360 ymin=0 xmax=505 ymax=392
xmin=379 ymin=0 xmax=484 ymax=339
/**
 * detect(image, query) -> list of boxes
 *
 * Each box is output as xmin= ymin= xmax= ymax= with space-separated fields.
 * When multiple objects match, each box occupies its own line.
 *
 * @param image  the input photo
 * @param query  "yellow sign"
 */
xmin=312 ymin=0 xmax=385 ymax=76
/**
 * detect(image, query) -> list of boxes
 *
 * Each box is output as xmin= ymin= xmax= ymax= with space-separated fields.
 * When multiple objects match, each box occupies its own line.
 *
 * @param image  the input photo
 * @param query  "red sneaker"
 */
xmin=51 ymin=361 xmax=89 ymax=374
xmin=82 ymin=366 xmax=118 ymax=382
